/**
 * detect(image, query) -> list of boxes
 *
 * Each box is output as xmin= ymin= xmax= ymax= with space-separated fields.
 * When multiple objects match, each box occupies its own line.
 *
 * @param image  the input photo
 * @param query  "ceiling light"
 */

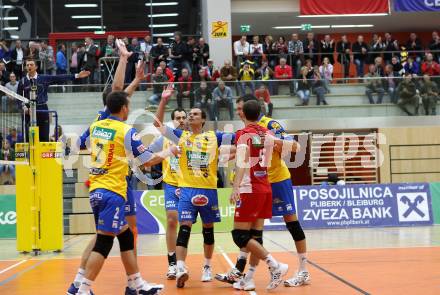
xmin=298 ymin=13 xmax=388 ymax=18
xmin=273 ymin=26 xmax=302 ymax=29
xmin=10 ymin=35 xmax=19 ymax=39
xmin=148 ymin=13 xmax=178 ymax=18
xmin=331 ymin=24 xmax=374 ymax=28
xmin=149 ymin=24 xmax=178 ymax=28
xmin=77 ymin=26 xmax=106 ymax=29
xmin=0 ymin=5 xmax=13 ymax=9
xmin=65 ymin=4 xmax=98 ymax=8
xmin=3 ymin=27 xmax=19 ymax=31
xmin=145 ymin=2 xmax=178 ymax=6
xmin=0 ymin=16 xmax=18 ymax=20
xmin=312 ymin=25 xmax=331 ymax=29
xmin=153 ymin=33 xmax=174 ymax=37
xmin=71 ymin=15 xmax=101 ymax=19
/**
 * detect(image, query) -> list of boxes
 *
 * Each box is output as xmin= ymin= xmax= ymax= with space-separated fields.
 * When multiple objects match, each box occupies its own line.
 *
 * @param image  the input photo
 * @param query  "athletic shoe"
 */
xmin=166 ymin=264 xmax=177 ymax=280
xmin=66 ymin=283 xmax=95 ymax=295
xmin=124 ymin=286 xmax=137 ymax=295
xmin=284 ymin=271 xmax=311 ymax=287
xmin=138 ymin=283 xmax=164 ymax=295
xmin=214 ymin=268 xmax=243 ymax=284
xmin=232 ymin=278 xmax=256 ymax=291
xmin=176 ymin=267 xmax=189 ymax=288
xmin=201 ymin=265 xmax=212 ymax=282
xmin=267 ymin=262 xmax=289 ymax=290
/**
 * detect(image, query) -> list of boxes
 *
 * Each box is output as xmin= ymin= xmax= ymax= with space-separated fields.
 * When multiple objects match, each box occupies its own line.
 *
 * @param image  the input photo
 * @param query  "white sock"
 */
xmin=264 ymin=254 xmax=279 ymax=269
xmin=77 ymin=278 xmax=92 ymax=294
xmin=128 ymin=272 xmax=145 ymax=290
xmin=238 ymin=251 xmax=248 ymax=260
xmin=127 ymin=276 xmax=136 ymax=290
xmin=298 ymin=253 xmax=308 ymax=272
xmin=176 ymin=260 xmax=185 ymax=270
xmin=204 ymin=258 xmax=211 ymax=267
xmin=244 ymin=265 xmax=256 ymax=281
xmin=73 ymin=268 xmax=85 ymax=288
xmin=168 ymin=252 xmax=175 ymax=256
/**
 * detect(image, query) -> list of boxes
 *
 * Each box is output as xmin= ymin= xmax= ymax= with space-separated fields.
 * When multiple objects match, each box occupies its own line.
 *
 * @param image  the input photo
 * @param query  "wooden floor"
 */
xmin=1 ymin=227 xmax=440 ymax=295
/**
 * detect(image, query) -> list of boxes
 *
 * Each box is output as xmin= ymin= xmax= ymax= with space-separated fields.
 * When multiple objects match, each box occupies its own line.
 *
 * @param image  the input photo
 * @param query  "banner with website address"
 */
xmin=0 ymin=195 xmax=16 ymax=238
xmin=292 ymin=183 xmax=433 ymax=229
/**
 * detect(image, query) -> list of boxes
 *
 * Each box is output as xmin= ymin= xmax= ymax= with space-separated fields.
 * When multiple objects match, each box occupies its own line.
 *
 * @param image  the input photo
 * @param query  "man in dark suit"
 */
xmin=10 ymin=40 xmax=25 ymax=79
xmin=17 ymin=59 xmax=90 ymax=142
xmin=80 ymin=37 xmax=98 ymax=84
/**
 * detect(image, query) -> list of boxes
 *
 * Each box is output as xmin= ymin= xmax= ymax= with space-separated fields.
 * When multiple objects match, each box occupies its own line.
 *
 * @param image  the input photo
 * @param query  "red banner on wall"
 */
xmin=300 ymin=0 xmax=389 ymax=15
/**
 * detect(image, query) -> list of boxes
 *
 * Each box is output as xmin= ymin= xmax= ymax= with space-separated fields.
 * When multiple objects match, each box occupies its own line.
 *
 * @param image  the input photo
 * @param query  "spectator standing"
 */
xmin=194 ymin=37 xmax=210 ymax=67
xmin=39 ymin=41 xmax=55 ymax=75
xmin=212 ymin=81 xmax=234 ymax=120
xmin=238 ymin=62 xmax=255 ymax=95
xmin=194 ymin=81 xmax=214 ymax=120
xmin=100 ymin=35 xmax=117 ymax=83
xmin=288 ymin=33 xmax=304 ymax=79
xmin=0 ymin=61 xmax=10 ymax=85
xmin=70 ymin=43 xmax=80 ymax=74
xmin=384 ymin=64 xmax=399 ymax=104
xmin=185 ymin=36 xmax=196 ymax=76
xmin=419 ymin=74 xmax=439 ymax=115
xmin=365 ymin=65 xmax=385 ymax=104
xmin=336 ymin=35 xmax=351 ymax=81
xmin=151 ymin=38 xmax=168 ymax=68
xmin=273 ymin=57 xmax=294 ymax=95
xmin=352 ymin=35 xmax=369 ymax=79
xmin=303 ymin=32 xmax=319 ymax=65
xmin=319 ymin=57 xmax=333 ymax=93
xmin=148 ymin=66 xmax=168 ymax=106
xmin=406 ymin=33 xmax=424 ymax=63
xmin=397 ymin=73 xmax=420 ymax=116
xmin=27 ymin=41 xmax=40 ymax=68
xmin=273 ymin=36 xmax=289 ymax=58
xmin=312 ymin=66 xmax=328 ymax=105
xmin=255 ymin=84 xmax=273 ymax=117
xmin=56 ymin=44 xmax=67 ymax=75
xmin=220 ymin=59 xmax=238 ymax=92
xmin=0 ymin=140 xmax=15 ymax=184
xmin=256 ymin=60 xmax=274 ymax=94
xmin=369 ymin=34 xmax=384 ymax=64
xmin=233 ymin=35 xmax=250 ymax=69
xmin=0 ymin=39 xmax=10 ymax=63
xmin=176 ymin=68 xmax=194 ymax=108
xmin=11 ymin=40 xmax=25 ymax=79
xmin=81 ymin=37 xmax=98 ymax=84
xmin=383 ymin=33 xmax=400 ymax=64
xmin=249 ymin=35 xmax=263 ymax=68
xmin=429 ymin=31 xmax=440 ymax=63
xmin=403 ymin=56 xmax=420 ymax=76
xmin=263 ymin=35 xmax=276 ymax=68
xmin=2 ymin=72 xmax=18 ymax=112
xmin=421 ymin=53 xmax=440 ymax=77
xmin=168 ymin=31 xmax=189 ymax=77
xmin=140 ymin=35 xmax=153 ymax=66
xmin=320 ymin=34 xmax=335 ymax=64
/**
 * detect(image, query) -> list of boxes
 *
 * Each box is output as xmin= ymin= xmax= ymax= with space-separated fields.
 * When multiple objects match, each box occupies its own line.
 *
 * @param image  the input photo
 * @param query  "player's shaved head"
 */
xmin=243 ymin=100 xmax=261 ymax=122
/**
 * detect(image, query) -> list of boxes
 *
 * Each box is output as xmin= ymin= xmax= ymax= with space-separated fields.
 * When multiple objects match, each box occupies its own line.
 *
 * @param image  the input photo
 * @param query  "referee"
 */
xmin=17 ymin=59 xmax=90 ymax=142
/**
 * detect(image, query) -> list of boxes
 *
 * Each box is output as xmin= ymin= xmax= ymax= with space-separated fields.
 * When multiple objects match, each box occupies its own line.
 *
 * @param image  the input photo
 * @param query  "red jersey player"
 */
xmin=229 ymin=100 xmax=289 ymax=291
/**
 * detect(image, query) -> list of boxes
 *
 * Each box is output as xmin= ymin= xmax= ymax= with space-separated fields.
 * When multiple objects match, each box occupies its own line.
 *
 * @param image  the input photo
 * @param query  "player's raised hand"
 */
xmin=116 ymin=38 xmax=133 ymax=59
xmin=77 ymin=70 xmax=91 ymax=79
xmin=161 ymin=83 xmax=174 ymax=103
xmin=135 ymin=60 xmax=148 ymax=81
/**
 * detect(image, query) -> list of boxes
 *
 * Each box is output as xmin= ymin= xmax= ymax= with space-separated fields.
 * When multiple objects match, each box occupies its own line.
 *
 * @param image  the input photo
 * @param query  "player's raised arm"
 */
xmin=266 ymin=120 xmax=300 ymax=155
xmin=112 ymin=39 xmax=133 ymax=92
xmin=124 ymin=60 xmax=148 ymax=97
xmin=153 ymin=84 xmax=174 ymax=128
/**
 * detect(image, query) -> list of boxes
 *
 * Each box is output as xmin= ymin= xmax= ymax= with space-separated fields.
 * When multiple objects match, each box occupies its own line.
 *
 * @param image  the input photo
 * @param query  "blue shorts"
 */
xmin=178 ymin=187 xmax=220 ymax=224
xmin=271 ymin=179 xmax=296 ymax=216
xmin=124 ymin=177 xmax=136 ymax=216
xmin=90 ymin=188 xmax=127 ymax=234
xmin=164 ymin=183 xmax=179 ymax=211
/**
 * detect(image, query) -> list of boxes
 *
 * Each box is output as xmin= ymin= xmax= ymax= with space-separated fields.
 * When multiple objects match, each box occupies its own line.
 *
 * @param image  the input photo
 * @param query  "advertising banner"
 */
xmin=300 ymin=0 xmax=389 ymax=15
xmin=0 ymin=195 xmax=16 ymax=238
xmin=394 ymin=0 xmax=440 ymax=12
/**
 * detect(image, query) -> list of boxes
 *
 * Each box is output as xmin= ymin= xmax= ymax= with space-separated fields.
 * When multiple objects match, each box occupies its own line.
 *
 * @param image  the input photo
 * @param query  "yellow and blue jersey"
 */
xmin=257 ymin=115 xmax=292 ymax=183
xmin=79 ymin=108 xmax=111 ymax=149
xmin=89 ymin=116 xmax=153 ymax=199
xmin=148 ymin=136 xmax=180 ymax=187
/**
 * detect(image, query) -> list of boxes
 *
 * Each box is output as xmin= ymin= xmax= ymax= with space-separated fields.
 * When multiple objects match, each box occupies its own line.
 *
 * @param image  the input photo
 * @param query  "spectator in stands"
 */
xmin=140 ymin=35 xmax=153 ymax=64
xmin=220 ymin=59 xmax=238 ymax=92
xmin=365 ymin=64 xmax=385 ymax=104
xmin=249 ymin=35 xmax=263 ymax=68
xmin=206 ymin=59 xmax=220 ymax=82
xmin=254 ymin=84 xmax=273 ymax=117
xmin=81 ymin=37 xmax=98 ymax=84
xmin=274 ymin=36 xmax=288 ymax=58
xmin=194 ymin=37 xmax=210 ymax=67
xmin=194 ymin=81 xmax=214 ymax=120
xmin=101 ymin=35 xmax=116 ymax=58
xmin=169 ymin=31 xmax=189 ymax=77
xmin=303 ymin=32 xmax=319 ymax=65
xmin=273 ymin=57 xmax=293 ymax=95
xmin=391 ymin=56 xmax=404 ymax=76
xmin=406 ymin=33 xmax=424 ymax=63
xmin=297 ymin=61 xmax=314 ymax=106
xmin=159 ymin=60 xmax=175 ymax=82
xmin=185 ymin=36 xmax=197 ymax=75
xmin=27 ymin=41 xmax=40 ymax=67
xmin=195 ymin=67 xmax=209 ymax=84
xmin=6 ymin=127 xmax=23 ymax=148
xmin=0 ymin=39 xmax=10 ymax=62
xmin=312 ymin=66 xmax=328 ymax=106
xmin=397 ymin=73 xmax=420 ymax=116
xmin=383 ymin=33 xmax=400 ymax=65
xmin=2 ymin=73 xmax=18 ymax=112
xmin=288 ymin=33 xmax=304 ymax=79
xmin=429 ymin=31 xmax=440 ymax=63
xmin=256 ymin=60 xmax=274 ymax=94
xmin=233 ymin=35 xmax=250 ymax=69
xmin=319 ymin=57 xmax=333 ymax=93
xmin=420 ymin=74 xmax=439 ymax=115
xmin=0 ymin=139 xmax=15 ymax=184
xmin=70 ymin=43 xmax=79 ymax=74
xmin=213 ymin=80 xmax=234 ymax=120
xmin=0 ymin=61 xmax=10 ymax=85
xmin=56 ymin=44 xmax=67 ymax=75
xmin=374 ymin=57 xmax=385 ymax=77
xmin=151 ymin=37 xmax=168 ymax=68
xmin=369 ymin=34 xmax=384 ymax=64
xmin=384 ymin=64 xmax=399 ymax=104
xmin=421 ymin=53 xmax=440 ymax=77
xmin=238 ymin=62 xmax=255 ymax=95
xmin=39 ymin=41 xmax=55 ymax=75
xmin=320 ymin=34 xmax=335 ymax=64
xmin=11 ymin=40 xmax=25 ymax=79
xmin=176 ymin=68 xmax=194 ymax=108
xmin=148 ymin=66 xmax=168 ymax=106
xmin=337 ymin=35 xmax=351 ymax=82
xmin=263 ymin=35 xmax=276 ymax=68
xmin=352 ymin=35 xmax=369 ymax=79
xmin=404 ymin=56 xmax=420 ymax=76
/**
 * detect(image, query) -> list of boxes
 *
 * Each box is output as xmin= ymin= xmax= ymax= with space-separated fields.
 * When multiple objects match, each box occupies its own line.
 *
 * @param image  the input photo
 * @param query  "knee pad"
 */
xmin=202 ymin=227 xmax=215 ymax=245
xmin=250 ymin=229 xmax=263 ymax=245
xmin=176 ymin=225 xmax=191 ymax=248
xmin=92 ymin=234 xmax=114 ymax=258
xmin=286 ymin=221 xmax=305 ymax=242
xmin=231 ymin=229 xmax=251 ymax=249
xmin=117 ymin=228 xmax=135 ymax=252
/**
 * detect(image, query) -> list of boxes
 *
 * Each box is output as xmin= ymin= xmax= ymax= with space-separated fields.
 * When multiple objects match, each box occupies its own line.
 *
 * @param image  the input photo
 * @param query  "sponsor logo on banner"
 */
xmin=292 ymin=183 xmax=433 ymax=229
xmin=0 ymin=195 xmax=16 ymax=238
xmin=211 ymin=21 xmax=228 ymax=38
xmin=191 ymin=195 xmax=209 ymax=206
xmin=394 ymin=0 xmax=440 ymax=12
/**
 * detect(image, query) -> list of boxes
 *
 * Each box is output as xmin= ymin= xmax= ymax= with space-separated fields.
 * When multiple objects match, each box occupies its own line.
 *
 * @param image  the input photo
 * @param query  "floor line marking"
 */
xmin=0 ymin=260 xmax=28 ymax=275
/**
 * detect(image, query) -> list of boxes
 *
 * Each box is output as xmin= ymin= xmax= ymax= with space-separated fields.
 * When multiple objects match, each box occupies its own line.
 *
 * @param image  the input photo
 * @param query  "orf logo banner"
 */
xmin=300 ymin=0 xmax=389 ymax=15
xmin=394 ymin=0 xmax=440 ymax=12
